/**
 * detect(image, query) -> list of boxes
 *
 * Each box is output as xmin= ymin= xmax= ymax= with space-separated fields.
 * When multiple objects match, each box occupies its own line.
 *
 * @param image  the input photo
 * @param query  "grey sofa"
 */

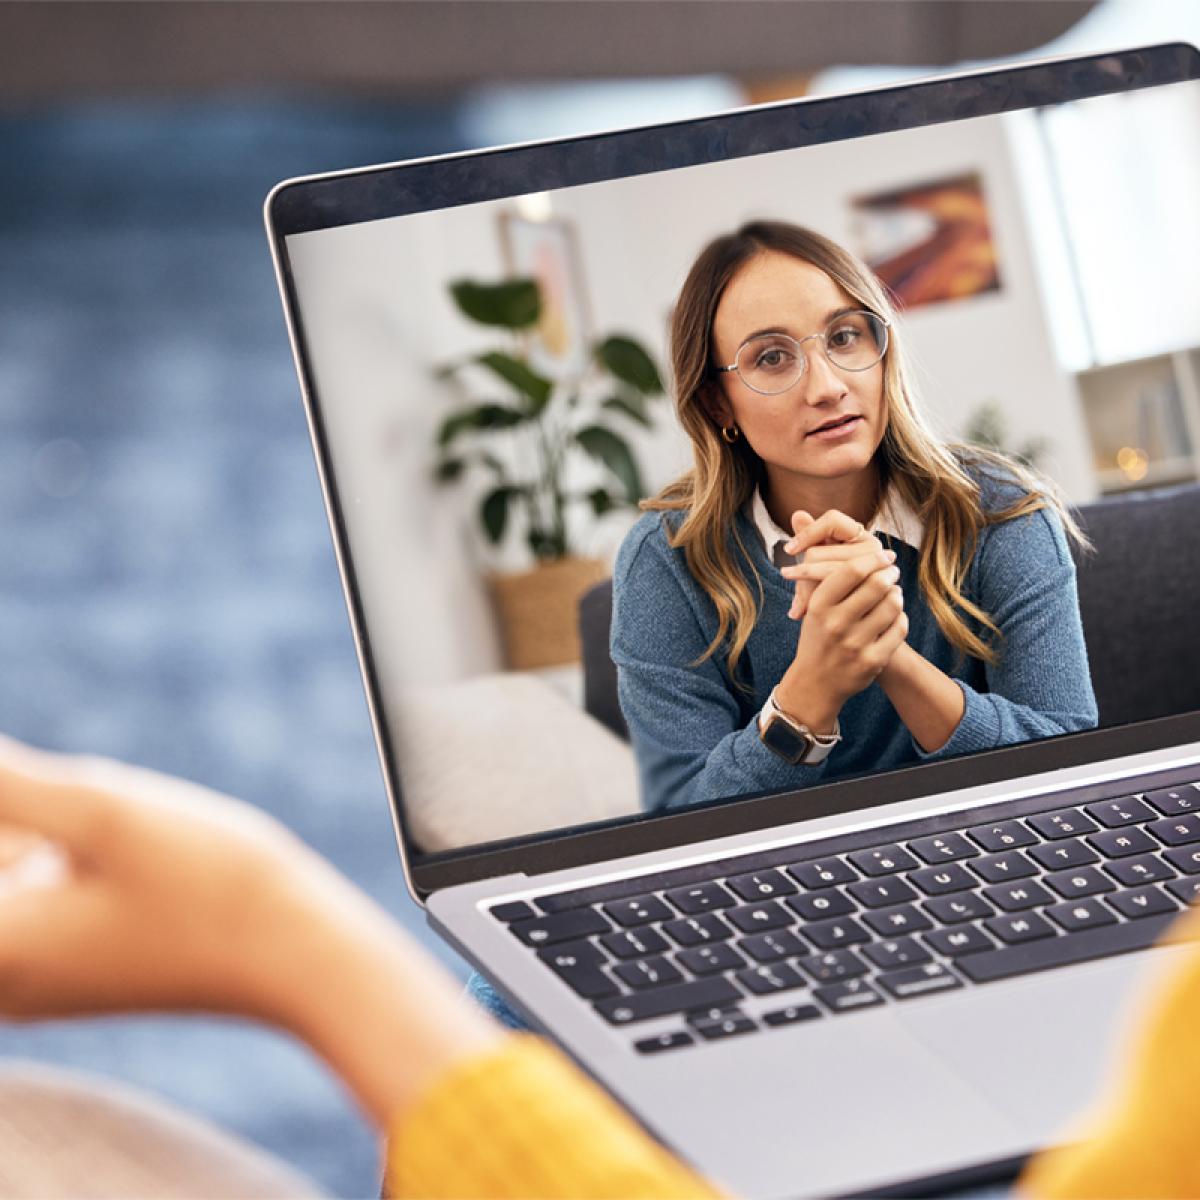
xmin=579 ymin=483 xmax=1200 ymax=738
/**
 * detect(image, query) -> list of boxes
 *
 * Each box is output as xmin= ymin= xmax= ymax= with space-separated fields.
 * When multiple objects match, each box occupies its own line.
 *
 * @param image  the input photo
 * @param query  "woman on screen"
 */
xmin=614 ymin=220 xmax=1098 ymax=812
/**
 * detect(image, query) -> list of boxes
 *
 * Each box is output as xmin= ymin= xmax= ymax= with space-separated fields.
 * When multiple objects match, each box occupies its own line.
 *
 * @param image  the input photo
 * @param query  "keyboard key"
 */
xmin=1108 ymin=885 xmax=1178 ymax=920
xmin=1104 ymin=854 xmax=1176 ymax=887
xmin=798 ymin=949 xmax=869 ymax=982
xmin=1164 ymin=846 xmax=1200 ymax=874
xmin=970 ymin=850 xmax=1038 ymax=883
xmin=491 ymin=900 xmax=536 ymax=923
xmin=727 ymin=901 xmax=791 ymax=933
xmin=848 ymin=844 xmax=918 ymax=876
xmin=686 ymin=1004 xmax=743 ymax=1027
xmin=909 ymin=863 xmax=978 ymax=895
xmin=787 ymin=858 xmax=858 ymax=889
xmin=959 ymin=911 xmax=1196 ymax=984
xmin=601 ymin=927 xmax=671 ymax=959
xmin=728 ymin=870 xmax=798 ymax=901
xmin=603 ymin=896 xmax=673 ymax=927
xmin=983 ymin=880 xmax=1054 ymax=911
xmin=738 ymin=929 xmax=806 ymax=963
xmin=1166 ymin=877 xmax=1200 ymax=906
xmin=1044 ymin=867 xmax=1116 ymax=900
xmin=665 ymin=882 xmax=736 ymax=913
xmin=1148 ymin=814 xmax=1200 ymax=846
xmin=847 ymin=877 xmax=919 ymax=908
xmin=984 ymin=911 xmax=1057 ymax=944
xmin=1029 ymin=809 xmax=1099 ymax=839
xmin=595 ymin=977 xmax=741 ymax=1025
xmin=615 ymin=956 xmax=684 ymax=990
xmin=802 ymin=916 xmax=872 ymax=949
xmin=786 ymin=889 xmax=857 ymax=920
xmin=512 ymin=908 xmax=611 ymax=946
xmin=537 ymin=941 xmax=618 ymax=1000
xmin=967 ymin=819 xmax=1037 ymax=852
xmin=877 ymin=962 xmax=962 ymax=1000
xmin=1144 ymin=785 xmax=1200 ymax=815
xmin=635 ymin=1031 xmax=694 ymax=1054
xmin=814 ymin=979 xmax=884 ymax=1013
xmin=677 ymin=944 xmax=747 ymax=976
xmin=923 ymin=892 xmax=995 ymax=924
xmin=908 ymin=832 xmax=979 ymax=863
xmin=1084 ymin=796 xmax=1156 ymax=827
xmin=1045 ymin=898 xmax=1119 ymax=933
xmin=763 ymin=1003 xmax=822 ymax=1027
xmin=1030 ymin=840 xmax=1099 ymax=870
xmin=862 ymin=936 xmax=932 ymax=970
xmin=925 ymin=925 xmax=995 ymax=957
xmin=862 ymin=904 xmax=933 ymax=936
xmin=661 ymin=914 xmax=733 ymax=947
xmin=694 ymin=1013 xmax=758 ymax=1041
xmin=1088 ymin=827 xmax=1158 ymax=859
xmin=737 ymin=962 xmax=808 ymax=995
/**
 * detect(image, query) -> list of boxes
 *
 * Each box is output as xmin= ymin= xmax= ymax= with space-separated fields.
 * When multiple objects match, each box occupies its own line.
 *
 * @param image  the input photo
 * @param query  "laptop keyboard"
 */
xmin=488 ymin=777 xmax=1200 ymax=1053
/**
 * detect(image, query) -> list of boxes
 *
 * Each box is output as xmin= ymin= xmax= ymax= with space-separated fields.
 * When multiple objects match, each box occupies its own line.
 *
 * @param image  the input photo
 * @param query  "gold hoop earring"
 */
xmin=721 ymin=425 xmax=740 ymax=444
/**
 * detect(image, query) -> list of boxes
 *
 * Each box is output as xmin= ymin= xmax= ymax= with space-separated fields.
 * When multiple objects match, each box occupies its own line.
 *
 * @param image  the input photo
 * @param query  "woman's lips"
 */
xmin=806 ymin=415 xmax=863 ymax=441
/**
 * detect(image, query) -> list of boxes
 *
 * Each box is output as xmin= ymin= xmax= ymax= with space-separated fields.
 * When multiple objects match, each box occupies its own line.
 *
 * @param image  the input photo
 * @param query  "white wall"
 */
xmin=286 ymin=105 xmax=1098 ymax=711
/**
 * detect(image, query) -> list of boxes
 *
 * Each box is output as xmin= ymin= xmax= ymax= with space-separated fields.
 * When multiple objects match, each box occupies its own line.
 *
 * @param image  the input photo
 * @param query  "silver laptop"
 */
xmin=267 ymin=43 xmax=1200 ymax=1197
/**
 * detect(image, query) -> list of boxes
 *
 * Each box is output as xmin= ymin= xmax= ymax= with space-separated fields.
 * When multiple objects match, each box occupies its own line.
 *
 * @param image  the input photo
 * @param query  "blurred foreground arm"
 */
xmin=0 ymin=737 xmax=720 ymax=1198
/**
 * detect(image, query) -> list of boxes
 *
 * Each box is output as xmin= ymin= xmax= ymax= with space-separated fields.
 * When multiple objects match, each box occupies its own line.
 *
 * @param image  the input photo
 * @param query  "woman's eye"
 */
xmin=755 ymin=347 xmax=793 ymax=370
xmin=828 ymin=326 xmax=861 ymax=349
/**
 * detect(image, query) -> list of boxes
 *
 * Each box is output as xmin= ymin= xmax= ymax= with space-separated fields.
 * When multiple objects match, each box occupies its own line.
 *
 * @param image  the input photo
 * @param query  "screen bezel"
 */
xmin=265 ymin=42 xmax=1200 ymax=901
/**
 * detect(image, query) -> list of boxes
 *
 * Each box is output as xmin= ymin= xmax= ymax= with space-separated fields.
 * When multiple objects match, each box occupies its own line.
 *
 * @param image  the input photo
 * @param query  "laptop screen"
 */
xmin=275 ymin=51 xmax=1200 ymax=867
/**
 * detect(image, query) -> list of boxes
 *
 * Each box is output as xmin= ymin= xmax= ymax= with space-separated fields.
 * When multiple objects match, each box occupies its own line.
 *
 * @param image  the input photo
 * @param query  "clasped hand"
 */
xmin=778 ymin=509 xmax=909 ymax=716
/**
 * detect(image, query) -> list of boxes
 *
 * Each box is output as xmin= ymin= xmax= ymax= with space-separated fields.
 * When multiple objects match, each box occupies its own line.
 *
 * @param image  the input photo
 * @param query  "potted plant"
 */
xmin=434 ymin=276 xmax=665 ymax=669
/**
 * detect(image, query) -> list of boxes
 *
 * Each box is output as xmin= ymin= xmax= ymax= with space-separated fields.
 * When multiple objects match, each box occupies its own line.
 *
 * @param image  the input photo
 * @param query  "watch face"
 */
xmin=760 ymin=714 xmax=812 ymax=764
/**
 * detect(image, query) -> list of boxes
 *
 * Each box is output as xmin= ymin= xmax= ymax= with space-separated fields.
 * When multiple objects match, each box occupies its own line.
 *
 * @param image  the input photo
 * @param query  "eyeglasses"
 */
xmin=716 ymin=310 xmax=890 ymax=396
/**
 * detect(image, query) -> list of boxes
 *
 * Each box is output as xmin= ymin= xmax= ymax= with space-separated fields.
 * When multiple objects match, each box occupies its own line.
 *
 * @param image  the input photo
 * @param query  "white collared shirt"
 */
xmin=749 ymin=484 xmax=924 ymax=567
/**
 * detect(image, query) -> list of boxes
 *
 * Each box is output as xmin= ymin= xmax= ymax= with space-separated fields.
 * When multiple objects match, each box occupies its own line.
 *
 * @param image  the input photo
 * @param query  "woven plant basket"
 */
xmin=488 ymin=556 xmax=609 ymax=670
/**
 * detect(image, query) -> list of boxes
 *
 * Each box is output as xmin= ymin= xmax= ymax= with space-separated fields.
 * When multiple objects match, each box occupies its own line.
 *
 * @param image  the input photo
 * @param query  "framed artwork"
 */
xmin=851 ymin=171 xmax=1001 ymax=309
xmin=499 ymin=213 xmax=593 ymax=380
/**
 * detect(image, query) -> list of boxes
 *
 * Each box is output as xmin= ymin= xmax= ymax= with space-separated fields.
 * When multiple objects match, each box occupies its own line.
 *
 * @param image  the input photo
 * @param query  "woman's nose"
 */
xmin=802 ymin=344 xmax=849 ymax=405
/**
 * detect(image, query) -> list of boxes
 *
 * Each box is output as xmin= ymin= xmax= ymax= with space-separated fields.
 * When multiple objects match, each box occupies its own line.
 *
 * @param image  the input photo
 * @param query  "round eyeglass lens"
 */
xmin=735 ymin=311 xmax=887 ymax=395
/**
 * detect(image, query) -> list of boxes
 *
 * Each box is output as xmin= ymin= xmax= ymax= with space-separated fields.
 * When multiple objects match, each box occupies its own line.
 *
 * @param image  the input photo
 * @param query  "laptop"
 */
xmin=267 ymin=42 xmax=1200 ymax=1197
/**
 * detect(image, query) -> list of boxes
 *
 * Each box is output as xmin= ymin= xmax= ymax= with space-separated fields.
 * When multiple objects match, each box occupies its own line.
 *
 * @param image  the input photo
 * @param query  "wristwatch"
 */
xmin=757 ymin=689 xmax=842 ymax=765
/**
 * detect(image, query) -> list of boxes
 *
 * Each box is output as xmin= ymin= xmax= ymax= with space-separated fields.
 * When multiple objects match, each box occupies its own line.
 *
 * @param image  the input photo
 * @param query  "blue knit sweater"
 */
xmin=611 ymin=472 xmax=1099 ymax=813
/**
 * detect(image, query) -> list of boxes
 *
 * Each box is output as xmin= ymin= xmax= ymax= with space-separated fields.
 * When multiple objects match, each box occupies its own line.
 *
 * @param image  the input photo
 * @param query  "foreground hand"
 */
xmin=0 ymin=736 xmax=326 ymax=1022
xmin=0 ymin=735 xmax=505 ymax=1127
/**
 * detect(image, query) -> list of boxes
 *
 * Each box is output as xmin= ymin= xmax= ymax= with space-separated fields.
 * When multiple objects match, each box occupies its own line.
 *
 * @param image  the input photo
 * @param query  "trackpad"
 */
xmin=896 ymin=950 xmax=1178 ymax=1144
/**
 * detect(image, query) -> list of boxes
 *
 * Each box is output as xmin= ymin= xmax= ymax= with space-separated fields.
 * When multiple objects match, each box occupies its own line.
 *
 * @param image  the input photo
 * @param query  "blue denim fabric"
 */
xmin=465 ymin=970 xmax=530 ymax=1030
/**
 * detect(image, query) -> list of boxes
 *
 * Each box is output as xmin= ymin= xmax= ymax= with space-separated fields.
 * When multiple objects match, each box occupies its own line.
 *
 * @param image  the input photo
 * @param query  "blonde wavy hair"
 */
xmin=645 ymin=220 xmax=1085 ymax=686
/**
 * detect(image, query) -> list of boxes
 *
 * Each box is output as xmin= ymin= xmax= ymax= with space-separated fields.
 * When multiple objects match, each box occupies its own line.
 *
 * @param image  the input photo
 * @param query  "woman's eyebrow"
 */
xmin=740 ymin=308 xmax=859 ymax=343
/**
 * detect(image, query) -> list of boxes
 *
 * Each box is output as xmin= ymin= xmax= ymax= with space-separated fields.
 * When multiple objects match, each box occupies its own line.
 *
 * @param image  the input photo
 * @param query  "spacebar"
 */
xmin=960 ymin=912 xmax=1194 ymax=984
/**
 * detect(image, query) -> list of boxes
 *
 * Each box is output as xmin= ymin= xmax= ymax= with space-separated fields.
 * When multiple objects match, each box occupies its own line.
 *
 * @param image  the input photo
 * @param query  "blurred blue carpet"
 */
xmin=0 ymin=98 xmax=473 ymax=1197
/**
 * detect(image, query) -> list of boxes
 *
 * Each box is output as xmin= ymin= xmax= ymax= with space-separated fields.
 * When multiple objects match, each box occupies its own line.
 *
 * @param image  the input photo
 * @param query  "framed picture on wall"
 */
xmin=499 ymin=213 xmax=593 ymax=380
xmin=851 ymin=171 xmax=1002 ymax=309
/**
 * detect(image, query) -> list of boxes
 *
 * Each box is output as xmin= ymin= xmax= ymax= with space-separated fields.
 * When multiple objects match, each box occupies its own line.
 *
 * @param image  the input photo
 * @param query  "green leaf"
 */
xmin=480 ymin=486 xmax=521 ymax=545
xmin=450 ymin=279 xmax=541 ymax=329
xmin=575 ymin=425 xmax=644 ymax=504
xmin=586 ymin=487 xmax=617 ymax=517
xmin=595 ymin=335 xmax=663 ymax=394
xmin=478 ymin=351 xmax=553 ymax=415
xmin=434 ymin=458 xmax=466 ymax=483
xmin=436 ymin=403 xmax=527 ymax=447
xmin=601 ymin=394 xmax=650 ymax=427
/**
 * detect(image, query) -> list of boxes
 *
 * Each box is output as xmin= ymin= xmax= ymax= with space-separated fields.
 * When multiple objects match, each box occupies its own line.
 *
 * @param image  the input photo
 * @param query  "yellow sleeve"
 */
xmin=384 ymin=1033 xmax=726 ymax=1199
xmin=1019 ymin=907 xmax=1200 ymax=1199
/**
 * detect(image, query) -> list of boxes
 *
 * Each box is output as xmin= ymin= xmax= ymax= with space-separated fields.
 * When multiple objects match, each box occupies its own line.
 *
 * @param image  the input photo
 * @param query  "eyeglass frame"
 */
xmin=714 ymin=309 xmax=891 ymax=396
